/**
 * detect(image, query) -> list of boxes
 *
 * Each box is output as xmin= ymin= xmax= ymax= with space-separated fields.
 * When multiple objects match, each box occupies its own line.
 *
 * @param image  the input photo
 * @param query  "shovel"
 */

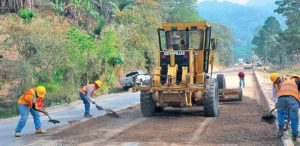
xmin=42 ymin=107 xmax=60 ymax=124
xmin=261 ymin=107 xmax=276 ymax=124
xmin=46 ymin=115 xmax=60 ymax=124
xmin=92 ymin=102 xmax=120 ymax=118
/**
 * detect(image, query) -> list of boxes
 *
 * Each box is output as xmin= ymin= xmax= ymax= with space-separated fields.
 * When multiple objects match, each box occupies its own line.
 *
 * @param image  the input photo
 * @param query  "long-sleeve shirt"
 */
xmin=272 ymin=84 xmax=278 ymax=103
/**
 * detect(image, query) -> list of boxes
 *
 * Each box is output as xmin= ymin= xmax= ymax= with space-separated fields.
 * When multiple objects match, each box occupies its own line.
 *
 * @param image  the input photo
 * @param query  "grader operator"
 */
xmin=134 ymin=22 xmax=242 ymax=117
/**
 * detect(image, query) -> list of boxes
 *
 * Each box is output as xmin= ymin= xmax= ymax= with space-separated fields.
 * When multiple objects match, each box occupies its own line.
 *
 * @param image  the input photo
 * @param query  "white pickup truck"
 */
xmin=120 ymin=70 xmax=151 ymax=91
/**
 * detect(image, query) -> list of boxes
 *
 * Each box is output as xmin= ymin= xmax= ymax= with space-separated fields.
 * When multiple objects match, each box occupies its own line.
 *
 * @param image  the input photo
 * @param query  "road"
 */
xmin=0 ymin=91 xmax=140 ymax=146
xmin=17 ymin=70 xmax=280 ymax=146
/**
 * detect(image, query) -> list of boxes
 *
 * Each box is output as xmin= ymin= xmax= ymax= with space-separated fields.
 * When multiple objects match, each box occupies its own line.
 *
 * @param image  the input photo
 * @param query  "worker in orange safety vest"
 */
xmin=15 ymin=86 xmax=48 ymax=137
xmin=276 ymin=76 xmax=300 ymax=141
xmin=79 ymin=80 xmax=102 ymax=118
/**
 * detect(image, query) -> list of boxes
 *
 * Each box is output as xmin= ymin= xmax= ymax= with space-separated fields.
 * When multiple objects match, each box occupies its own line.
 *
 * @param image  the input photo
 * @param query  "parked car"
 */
xmin=120 ymin=70 xmax=151 ymax=91
xmin=256 ymin=61 xmax=262 ymax=67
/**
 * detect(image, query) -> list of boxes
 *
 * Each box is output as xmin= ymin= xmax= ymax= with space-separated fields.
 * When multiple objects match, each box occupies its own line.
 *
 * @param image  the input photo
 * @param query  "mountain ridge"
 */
xmin=197 ymin=1 xmax=285 ymax=60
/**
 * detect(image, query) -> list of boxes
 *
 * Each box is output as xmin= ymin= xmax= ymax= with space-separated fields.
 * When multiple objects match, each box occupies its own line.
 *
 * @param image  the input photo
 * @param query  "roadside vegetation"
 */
xmin=252 ymin=0 xmax=300 ymax=71
xmin=0 ymin=0 xmax=234 ymax=118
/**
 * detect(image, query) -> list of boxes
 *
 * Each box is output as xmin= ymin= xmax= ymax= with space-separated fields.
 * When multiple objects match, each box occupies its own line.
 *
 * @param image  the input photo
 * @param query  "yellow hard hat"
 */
xmin=270 ymin=73 xmax=279 ymax=83
xmin=36 ymin=86 xmax=46 ymax=97
xmin=95 ymin=80 xmax=102 ymax=88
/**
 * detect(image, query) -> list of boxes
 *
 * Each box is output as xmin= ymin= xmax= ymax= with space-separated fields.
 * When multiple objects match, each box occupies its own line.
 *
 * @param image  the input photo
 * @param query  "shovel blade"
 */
xmin=96 ymin=105 xmax=104 ymax=110
xmin=49 ymin=119 xmax=60 ymax=124
xmin=105 ymin=109 xmax=120 ymax=118
xmin=261 ymin=113 xmax=276 ymax=124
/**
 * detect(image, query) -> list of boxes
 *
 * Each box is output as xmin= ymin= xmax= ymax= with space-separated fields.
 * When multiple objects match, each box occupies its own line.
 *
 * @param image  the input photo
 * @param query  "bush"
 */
xmin=18 ymin=9 xmax=36 ymax=24
xmin=93 ymin=16 xmax=106 ymax=35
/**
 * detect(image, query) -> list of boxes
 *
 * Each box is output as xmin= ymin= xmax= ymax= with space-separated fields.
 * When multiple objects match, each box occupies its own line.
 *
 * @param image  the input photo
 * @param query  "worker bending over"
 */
xmin=277 ymin=76 xmax=300 ymax=141
xmin=79 ymin=80 xmax=102 ymax=118
xmin=15 ymin=86 xmax=48 ymax=137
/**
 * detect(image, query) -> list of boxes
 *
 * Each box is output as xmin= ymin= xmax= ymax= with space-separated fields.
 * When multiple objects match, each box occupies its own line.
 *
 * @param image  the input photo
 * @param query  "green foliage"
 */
xmin=18 ymin=9 xmax=36 ymax=24
xmin=198 ymin=1 xmax=285 ymax=60
xmin=0 ymin=82 xmax=3 ymax=90
xmin=50 ymin=0 xmax=64 ymax=15
xmin=252 ymin=16 xmax=282 ymax=62
xmin=212 ymin=23 xmax=234 ymax=66
xmin=158 ymin=0 xmax=203 ymax=22
xmin=93 ymin=15 xmax=106 ymax=35
xmin=275 ymin=0 xmax=300 ymax=26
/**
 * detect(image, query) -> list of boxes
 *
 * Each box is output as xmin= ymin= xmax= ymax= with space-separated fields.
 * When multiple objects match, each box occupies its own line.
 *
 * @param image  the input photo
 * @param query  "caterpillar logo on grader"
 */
xmin=134 ymin=22 xmax=242 ymax=117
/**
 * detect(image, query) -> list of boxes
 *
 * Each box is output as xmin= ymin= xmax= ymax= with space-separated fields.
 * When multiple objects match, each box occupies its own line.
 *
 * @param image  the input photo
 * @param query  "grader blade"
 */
xmin=219 ymin=88 xmax=243 ymax=102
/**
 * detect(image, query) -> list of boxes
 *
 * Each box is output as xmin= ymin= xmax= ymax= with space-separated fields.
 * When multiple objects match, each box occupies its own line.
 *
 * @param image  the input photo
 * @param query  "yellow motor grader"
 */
xmin=134 ymin=22 xmax=242 ymax=117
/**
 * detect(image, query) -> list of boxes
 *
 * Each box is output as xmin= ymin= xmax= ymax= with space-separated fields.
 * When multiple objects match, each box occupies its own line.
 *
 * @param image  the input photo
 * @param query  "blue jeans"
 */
xmin=277 ymin=96 xmax=299 ymax=136
xmin=79 ymin=93 xmax=90 ymax=115
xmin=15 ymin=104 xmax=41 ymax=132
xmin=239 ymin=78 xmax=245 ymax=88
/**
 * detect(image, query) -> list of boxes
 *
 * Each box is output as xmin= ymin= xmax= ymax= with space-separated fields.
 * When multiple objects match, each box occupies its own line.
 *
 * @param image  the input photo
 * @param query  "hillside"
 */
xmin=197 ymin=1 xmax=285 ymax=60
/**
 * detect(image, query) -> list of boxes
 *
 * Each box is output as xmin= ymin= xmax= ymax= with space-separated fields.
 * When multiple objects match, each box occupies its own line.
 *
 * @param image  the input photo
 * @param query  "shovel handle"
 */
xmin=270 ymin=108 xmax=276 ymax=114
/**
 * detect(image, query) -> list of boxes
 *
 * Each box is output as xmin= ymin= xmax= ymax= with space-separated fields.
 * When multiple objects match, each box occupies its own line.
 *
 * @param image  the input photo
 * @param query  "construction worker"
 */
xmin=171 ymin=33 xmax=181 ymax=50
xmin=15 ymin=86 xmax=48 ymax=137
xmin=238 ymin=71 xmax=245 ymax=88
xmin=270 ymin=73 xmax=290 ymax=128
xmin=276 ymin=76 xmax=300 ymax=141
xmin=270 ymin=73 xmax=287 ymax=103
xmin=79 ymin=80 xmax=102 ymax=118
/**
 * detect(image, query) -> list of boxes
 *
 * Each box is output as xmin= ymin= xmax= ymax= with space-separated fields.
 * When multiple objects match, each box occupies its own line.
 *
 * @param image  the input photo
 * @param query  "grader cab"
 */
xmin=134 ymin=22 xmax=242 ymax=117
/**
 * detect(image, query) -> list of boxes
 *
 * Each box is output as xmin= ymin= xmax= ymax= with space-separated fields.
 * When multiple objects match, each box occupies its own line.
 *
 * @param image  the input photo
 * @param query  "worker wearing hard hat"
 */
xmin=171 ymin=33 xmax=181 ymax=50
xmin=79 ymin=80 xmax=102 ymax=118
xmin=276 ymin=75 xmax=300 ymax=141
xmin=15 ymin=86 xmax=48 ymax=137
xmin=270 ymin=73 xmax=287 ymax=103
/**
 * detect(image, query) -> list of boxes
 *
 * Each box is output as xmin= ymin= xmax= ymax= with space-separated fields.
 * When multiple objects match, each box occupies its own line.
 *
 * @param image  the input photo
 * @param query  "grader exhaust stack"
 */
xmin=133 ymin=22 xmax=242 ymax=117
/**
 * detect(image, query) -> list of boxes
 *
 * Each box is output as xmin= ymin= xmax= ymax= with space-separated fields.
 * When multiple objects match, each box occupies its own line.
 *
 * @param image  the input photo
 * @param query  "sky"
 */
xmin=197 ymin=0 xmax=274 ymax=5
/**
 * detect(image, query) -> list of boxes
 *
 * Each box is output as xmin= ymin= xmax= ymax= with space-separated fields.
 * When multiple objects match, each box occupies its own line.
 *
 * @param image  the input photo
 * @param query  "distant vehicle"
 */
xmin=238 ymin=58 xmax=243 ymax=66
xmin=256 ymin=61 xmax=262 ymax=67
xmin=120 ymin=70 xmax=150 ymax=91
xmin=244 ymin=58 xmax=253 ymax=69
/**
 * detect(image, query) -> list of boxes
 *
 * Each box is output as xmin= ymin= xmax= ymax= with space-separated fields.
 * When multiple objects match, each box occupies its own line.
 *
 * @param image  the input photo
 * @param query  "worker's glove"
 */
xmin=91 ymin=101 xmax=96 ymax=104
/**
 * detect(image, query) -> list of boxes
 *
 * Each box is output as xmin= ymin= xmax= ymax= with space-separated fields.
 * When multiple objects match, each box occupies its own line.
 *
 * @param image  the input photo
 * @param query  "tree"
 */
xmin=212 ymin=23 xmax=234 ymax=66
xmin=275 ymin=0 xmax=300 ymax=26
xmin=252 ymin=16 xmax=282 ymax=63
xmin=158 ymin=0 xmax=203 ymax=22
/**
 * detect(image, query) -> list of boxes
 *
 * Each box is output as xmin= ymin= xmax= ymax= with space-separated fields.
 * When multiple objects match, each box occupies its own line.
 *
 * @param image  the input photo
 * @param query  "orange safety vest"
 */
xmin=277 ymin=78 xmax=300 ymax=102
xmin=79 ymin=84 xmax=96 ymax=96
xmin=18 ymin=88 xmax=43 ymax=109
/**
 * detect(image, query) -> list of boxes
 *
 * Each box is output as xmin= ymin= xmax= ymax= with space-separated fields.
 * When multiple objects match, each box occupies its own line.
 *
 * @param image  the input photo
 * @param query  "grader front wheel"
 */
xmin=204 ymin=79 xmax=220 ymax=117
xmin=140 ymin=91 xmax=156 ymax=117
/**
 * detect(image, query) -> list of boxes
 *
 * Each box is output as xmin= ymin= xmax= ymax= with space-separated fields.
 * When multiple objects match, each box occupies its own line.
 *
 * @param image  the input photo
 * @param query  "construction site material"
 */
xmin=92 ymin=102 xmax=120 ymax=118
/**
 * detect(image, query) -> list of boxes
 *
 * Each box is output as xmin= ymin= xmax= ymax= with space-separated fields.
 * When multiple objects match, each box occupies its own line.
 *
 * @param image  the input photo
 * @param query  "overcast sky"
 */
xmin=197 ymin=0 xmax=274 ymax=5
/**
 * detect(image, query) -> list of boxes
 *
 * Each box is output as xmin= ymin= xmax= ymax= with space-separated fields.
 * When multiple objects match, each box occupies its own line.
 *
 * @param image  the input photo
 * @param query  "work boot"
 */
xmin=84 ymin=113 xmax=93 ymax=118
xmin=277 ymin=127 xmax=284 ymax=137
xmin=15 ymin=132 xmax=21 ymax=137
xmin=292 ymin=135 xmax=299 ymax=142
xmin=35 ymin=128 xmax=47 ymax=134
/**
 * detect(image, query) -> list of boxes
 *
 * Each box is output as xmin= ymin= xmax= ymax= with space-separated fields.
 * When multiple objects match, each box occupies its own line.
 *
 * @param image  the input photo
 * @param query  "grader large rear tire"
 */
xmin=204 ymin=79 xmax=220 ymax=117
xmin=217 ymin=74 xmax=226 ymax=89
xmin=140 ymin=91 xmax=156 ymax=117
